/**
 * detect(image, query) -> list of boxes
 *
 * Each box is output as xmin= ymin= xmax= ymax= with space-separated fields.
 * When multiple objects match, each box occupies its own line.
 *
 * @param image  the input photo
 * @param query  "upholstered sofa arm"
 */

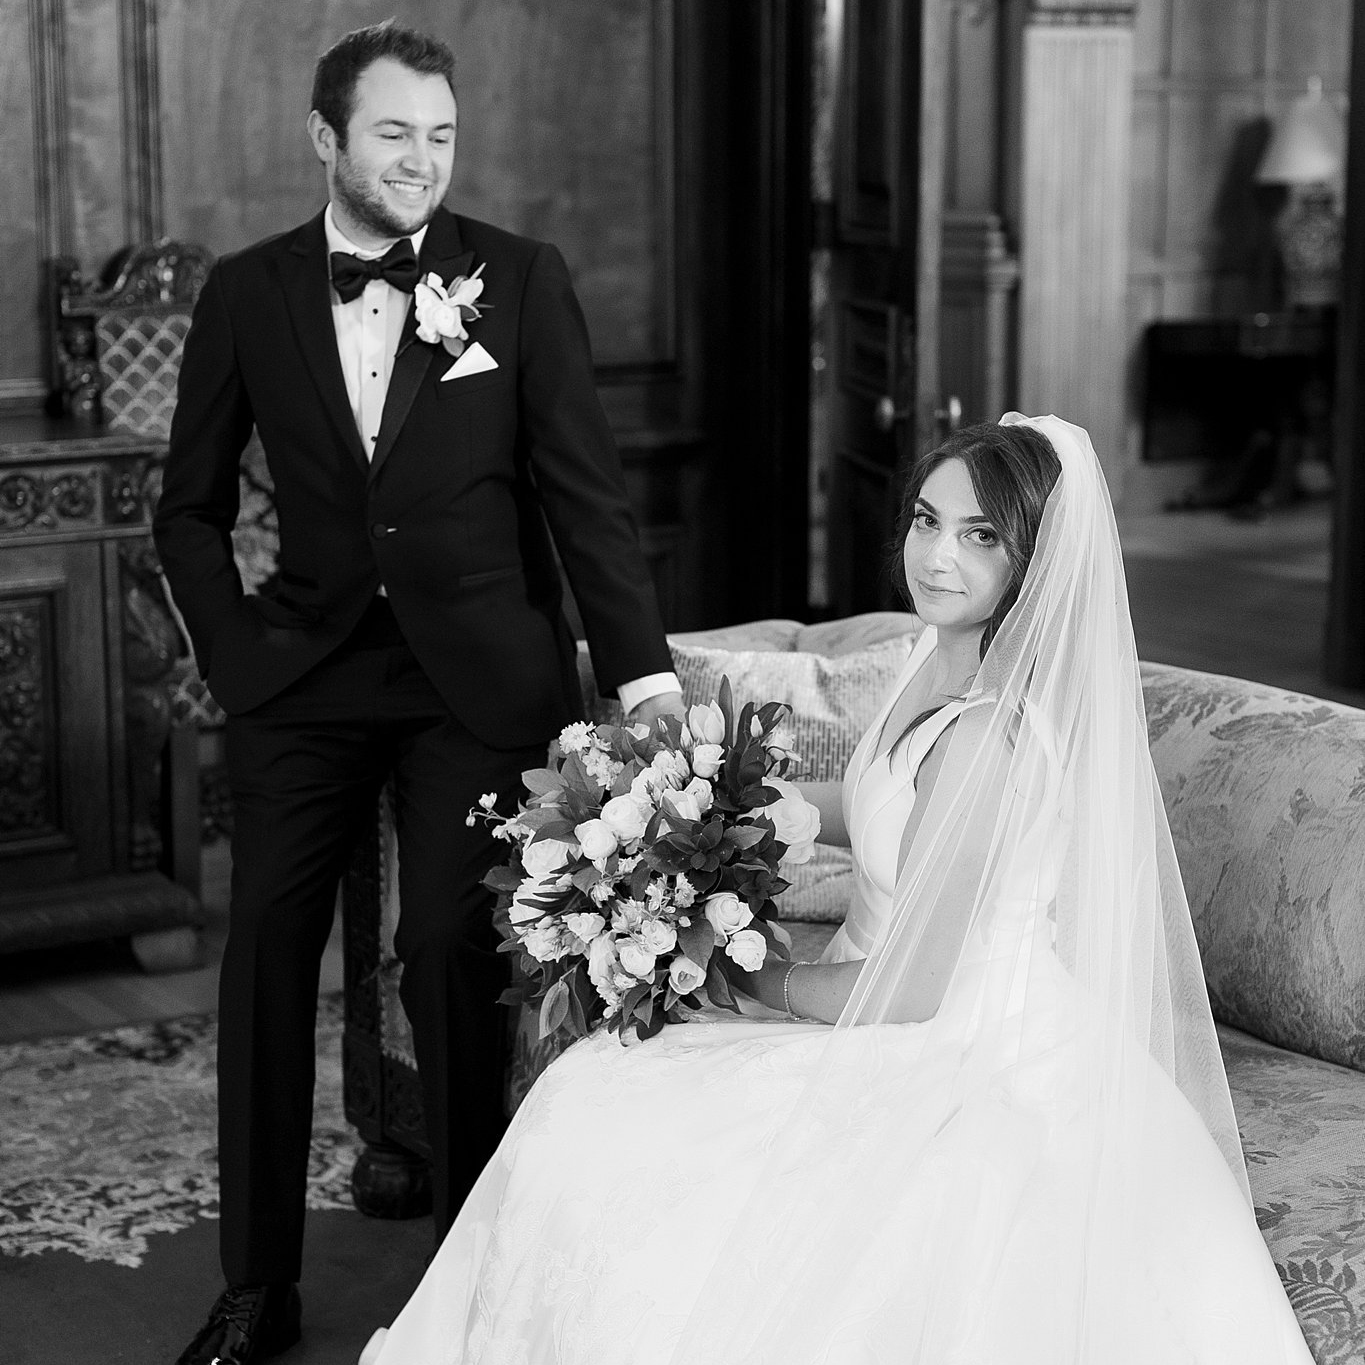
xmin=1141 ymin=661 xmax=1365 ymax=1072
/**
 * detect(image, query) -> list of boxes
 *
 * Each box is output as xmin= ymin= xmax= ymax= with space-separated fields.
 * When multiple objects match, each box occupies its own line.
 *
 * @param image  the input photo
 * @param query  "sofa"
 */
xmin=340 ymin=612 xmax=1365 ymax=1363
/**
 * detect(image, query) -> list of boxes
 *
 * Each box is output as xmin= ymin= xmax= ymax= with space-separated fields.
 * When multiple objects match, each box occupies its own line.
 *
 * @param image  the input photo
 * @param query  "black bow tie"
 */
xmin=329 ymin=238 xmax=420 ymax=303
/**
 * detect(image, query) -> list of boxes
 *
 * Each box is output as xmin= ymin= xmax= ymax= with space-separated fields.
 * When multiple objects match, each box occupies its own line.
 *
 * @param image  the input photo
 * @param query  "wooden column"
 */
xmin=1015 ymin=0 xmax=1134 ymax=483
xmin=1325 ymin=6 xmax=1365 ymax=687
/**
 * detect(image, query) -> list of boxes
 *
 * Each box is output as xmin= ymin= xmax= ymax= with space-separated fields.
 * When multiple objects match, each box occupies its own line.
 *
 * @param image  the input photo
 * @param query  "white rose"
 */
xmin=510 ymin=873 xmax=567 ymax=925
xmin=564 ymin=911 xmax=606 ymax=943
xmin=638 ymin=918 xmax=677 ymax=955
xmin=687 ymin=701 xmax=726 ymax=745
xmin=523 ymin=922 xmax=568 ymax=962
xmin=724 ymin=928 xmax=767 ymax=972
xmin=662 ymin=777 xmax=712 ymax=823
xmin=689 ymin=743 xmax=725 ymax=779
xmin=756 ymin=777 xmax=821 ymax=865
xmin=618 ymin=939 xmax=658 ymax=979
xmin=574 ymin=819 xmax=619 ymax=861
xmin=669 ymin=956 xmax=707 ymax=995
xmin=599 ymin=793 xmax=652 ymax=844
xmin=520 ymin=837 xmax=576 ymax=880
xmin=704 ymin=891 xmax=753 ymax=938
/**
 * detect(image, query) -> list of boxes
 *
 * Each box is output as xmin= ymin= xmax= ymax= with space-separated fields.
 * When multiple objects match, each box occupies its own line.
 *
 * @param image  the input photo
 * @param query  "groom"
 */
xmin=154 ymin=21 xmax=681 ymax=1365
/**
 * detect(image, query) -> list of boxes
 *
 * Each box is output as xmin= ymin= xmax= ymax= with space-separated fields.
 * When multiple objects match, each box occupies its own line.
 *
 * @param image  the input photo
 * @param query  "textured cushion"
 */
xmin=578 ymin=612 xmax=922 ymax=922
xmin=1222 ymin=1023 xmax=1365 ymax=1362
xmin=1142 ymin=662 xmax=1365 ymax=1072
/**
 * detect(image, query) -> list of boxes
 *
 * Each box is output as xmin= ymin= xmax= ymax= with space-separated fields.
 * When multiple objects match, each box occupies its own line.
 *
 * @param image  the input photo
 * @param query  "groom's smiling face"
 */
xmin=310 ymin=57 xmax=457 ymax=247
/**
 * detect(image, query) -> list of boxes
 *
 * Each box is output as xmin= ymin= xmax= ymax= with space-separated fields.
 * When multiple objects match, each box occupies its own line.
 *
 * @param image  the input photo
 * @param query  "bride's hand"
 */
xmin=733 ymin=956 xmax=864 ymax=1024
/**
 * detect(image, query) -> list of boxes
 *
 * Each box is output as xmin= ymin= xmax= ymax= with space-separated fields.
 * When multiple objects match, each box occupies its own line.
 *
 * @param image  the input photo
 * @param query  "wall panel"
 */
xmin=65 ymin=0 xmax=126 ymax=268
xmin=157 ymin=0 xmax=673 ymax=373
xmin=1 ymin=0 xmax=46 ymax=402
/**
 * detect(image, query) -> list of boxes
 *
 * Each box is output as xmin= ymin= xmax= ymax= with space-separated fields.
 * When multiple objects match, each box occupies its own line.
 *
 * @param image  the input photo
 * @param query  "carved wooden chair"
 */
xmin=50 ymin=240 xmax=240 ymax=916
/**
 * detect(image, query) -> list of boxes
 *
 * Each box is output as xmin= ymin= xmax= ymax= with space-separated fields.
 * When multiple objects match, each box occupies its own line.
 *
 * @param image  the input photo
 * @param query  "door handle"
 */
xmin=876 ymin=394 xmax=963 ymax=435
xmin=874 ymin=395 xmax=908 ymax=432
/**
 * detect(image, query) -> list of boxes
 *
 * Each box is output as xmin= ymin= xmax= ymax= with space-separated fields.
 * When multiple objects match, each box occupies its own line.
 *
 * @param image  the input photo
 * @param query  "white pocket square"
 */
xmin=441 ymin=342 xmax=498 ymax=381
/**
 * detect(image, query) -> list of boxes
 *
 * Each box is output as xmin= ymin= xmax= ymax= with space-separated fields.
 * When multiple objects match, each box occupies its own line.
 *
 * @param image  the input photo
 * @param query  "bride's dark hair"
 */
xmin=890 ymin=422 xmax=1062 ymax=660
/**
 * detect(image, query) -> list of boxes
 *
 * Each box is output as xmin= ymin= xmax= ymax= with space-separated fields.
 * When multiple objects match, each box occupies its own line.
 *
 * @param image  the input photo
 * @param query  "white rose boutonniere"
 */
xmin=414 ymin=265 xmax=486 ymax=357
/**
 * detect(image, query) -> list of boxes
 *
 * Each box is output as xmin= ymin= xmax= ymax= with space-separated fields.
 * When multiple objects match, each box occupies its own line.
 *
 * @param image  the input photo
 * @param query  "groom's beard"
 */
xmin=332 ymin=148 xmax=440 ymax=240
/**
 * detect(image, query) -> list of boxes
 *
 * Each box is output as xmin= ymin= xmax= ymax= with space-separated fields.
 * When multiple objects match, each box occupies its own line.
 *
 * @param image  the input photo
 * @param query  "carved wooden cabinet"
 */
xmin=0 ymin=415 xmax=201 ymax=967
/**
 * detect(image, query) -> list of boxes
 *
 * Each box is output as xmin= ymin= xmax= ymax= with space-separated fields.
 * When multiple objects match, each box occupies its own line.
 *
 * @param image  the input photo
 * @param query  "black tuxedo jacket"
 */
xmin=153 ymin=207 xmax=672 ymax=748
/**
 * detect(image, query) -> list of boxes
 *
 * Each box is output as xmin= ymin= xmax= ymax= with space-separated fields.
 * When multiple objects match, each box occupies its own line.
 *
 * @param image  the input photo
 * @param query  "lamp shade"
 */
xmin=1256 ymin=77 xmax=1346 ymax=185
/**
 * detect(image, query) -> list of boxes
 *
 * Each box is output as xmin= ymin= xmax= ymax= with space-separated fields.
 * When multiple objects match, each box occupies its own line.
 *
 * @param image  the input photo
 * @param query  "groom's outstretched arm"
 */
xmin=153 ymin=265 xmax=255 ymax=681
xmin=512 ymin=240 xmax=676 ymax=700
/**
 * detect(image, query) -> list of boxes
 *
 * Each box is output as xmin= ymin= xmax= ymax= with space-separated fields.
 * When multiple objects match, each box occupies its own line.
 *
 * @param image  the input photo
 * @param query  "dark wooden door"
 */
xmin=826 ymin=0 xmax=949 ymax=614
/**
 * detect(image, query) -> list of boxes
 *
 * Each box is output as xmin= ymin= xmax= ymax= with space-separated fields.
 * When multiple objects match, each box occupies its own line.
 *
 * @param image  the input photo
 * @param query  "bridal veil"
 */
xmin=669 ymin=415 xmax=1301 ymax=1363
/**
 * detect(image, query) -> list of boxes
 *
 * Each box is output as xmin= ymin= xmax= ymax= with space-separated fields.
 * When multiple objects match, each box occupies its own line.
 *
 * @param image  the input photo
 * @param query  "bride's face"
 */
xmin=902 ymin=458 xmax=1013 ymax=636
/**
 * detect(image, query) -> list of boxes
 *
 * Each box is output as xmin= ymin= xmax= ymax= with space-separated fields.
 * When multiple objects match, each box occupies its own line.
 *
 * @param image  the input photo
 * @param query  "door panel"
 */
xmin=827 ymin=0 xmax=947 ymax=614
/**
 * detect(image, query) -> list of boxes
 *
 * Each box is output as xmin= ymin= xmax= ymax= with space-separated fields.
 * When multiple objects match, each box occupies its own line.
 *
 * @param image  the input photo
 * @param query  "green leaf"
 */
xmin=521 ymin=767 xmax=564 ymax=796
xmin=570 ymin=865 xmax=601 ymax=892
xmin=724 ymin=825 xmax=767 ymax=850
xmin=629 ymin=859 xmax=652 ymax=899
xmin=516 ymin=806 xmax=567 ymax=831
xmin=678 ymin=917 xmax=716 ymax=968
xmin=705 ymin=956 xmax=741 ymax=1014
xmin=717 ymin=676 xmax=735 ymax=743
xmin=538 ymin=978 xmax=571 ymax=1039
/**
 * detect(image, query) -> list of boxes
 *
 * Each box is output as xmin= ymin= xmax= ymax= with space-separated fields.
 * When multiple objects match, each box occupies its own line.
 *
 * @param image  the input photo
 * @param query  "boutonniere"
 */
xmin=414 ymin=265 xmax=487 ymax=358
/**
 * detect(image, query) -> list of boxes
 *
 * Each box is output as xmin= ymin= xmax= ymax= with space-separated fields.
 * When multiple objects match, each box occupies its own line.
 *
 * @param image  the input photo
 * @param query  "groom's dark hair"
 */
xmin=311 ymin=21 xmax=456 ymax=149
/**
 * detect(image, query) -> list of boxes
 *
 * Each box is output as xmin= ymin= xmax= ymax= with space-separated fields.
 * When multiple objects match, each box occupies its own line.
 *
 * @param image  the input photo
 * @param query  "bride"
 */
xmin=362 ymin=414 xmax=1311 ymax=1364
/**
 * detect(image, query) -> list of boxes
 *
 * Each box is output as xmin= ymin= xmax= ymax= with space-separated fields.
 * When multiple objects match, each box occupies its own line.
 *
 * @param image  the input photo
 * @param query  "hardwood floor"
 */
xmin=0 ymin=495 xmax=1357 ymax=1044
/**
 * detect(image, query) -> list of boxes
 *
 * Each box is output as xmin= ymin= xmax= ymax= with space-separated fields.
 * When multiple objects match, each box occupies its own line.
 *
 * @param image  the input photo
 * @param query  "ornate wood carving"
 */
xmin=118 ymin=537 xmax=179 ymax=872
xmin=0 ymin=598 xmax=57 ymax=840
xmin=0 ymin=466 xmax=99 ymax=532
xmin=105 ymin=455 xmax=159 ymax=524
xmin=49 ymin=237 xmax=212 ymax=421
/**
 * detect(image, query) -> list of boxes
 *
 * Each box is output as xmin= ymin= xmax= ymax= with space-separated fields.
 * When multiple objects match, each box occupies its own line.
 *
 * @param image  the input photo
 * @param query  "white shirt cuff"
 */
xmin=616 ymin=671 xmax=683 ymax=715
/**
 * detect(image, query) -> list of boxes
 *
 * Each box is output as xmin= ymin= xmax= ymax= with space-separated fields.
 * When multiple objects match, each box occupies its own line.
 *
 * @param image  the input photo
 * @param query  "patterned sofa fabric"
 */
xmin=1141 ymin=662 xmax=1365 ymax=1073
xmin=1223 ymin=1024 xmax=1365 ymax=1364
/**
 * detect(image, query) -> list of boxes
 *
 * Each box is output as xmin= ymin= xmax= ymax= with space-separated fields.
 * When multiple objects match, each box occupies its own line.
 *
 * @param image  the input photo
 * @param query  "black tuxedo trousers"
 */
xmin=220 ymin=598 xmax=545 ymax=1283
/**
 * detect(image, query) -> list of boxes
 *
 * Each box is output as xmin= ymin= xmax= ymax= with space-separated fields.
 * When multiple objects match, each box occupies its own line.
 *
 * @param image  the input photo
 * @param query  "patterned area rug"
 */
xmin=0 ymin=994 xmax=359 ymax=1268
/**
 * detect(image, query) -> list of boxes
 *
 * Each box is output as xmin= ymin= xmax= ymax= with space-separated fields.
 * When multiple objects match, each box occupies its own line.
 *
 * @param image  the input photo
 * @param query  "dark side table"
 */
xmin=1144 ymin=310 xmax=1336 ymax=512
xmin=0 ymin=414 xmax=202 ymax=968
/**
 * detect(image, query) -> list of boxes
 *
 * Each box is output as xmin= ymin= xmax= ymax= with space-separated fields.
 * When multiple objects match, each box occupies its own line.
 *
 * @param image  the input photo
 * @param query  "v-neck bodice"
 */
xmin=823 ymin=629 xmax=974 ymax=961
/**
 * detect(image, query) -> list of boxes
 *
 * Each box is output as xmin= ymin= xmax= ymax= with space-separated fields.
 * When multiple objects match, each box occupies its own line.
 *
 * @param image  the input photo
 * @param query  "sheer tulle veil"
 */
xmin=668 ymin=413 xmax=1254 ymax=1362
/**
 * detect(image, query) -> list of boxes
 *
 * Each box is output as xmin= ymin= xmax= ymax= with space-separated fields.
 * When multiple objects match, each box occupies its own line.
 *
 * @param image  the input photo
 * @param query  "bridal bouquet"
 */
xmin=471 ymin=681 xmax=820 ymax=1045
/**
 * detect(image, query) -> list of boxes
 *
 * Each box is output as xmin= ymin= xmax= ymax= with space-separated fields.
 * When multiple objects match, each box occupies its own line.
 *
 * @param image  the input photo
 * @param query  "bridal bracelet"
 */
xmin=782 ymin=961 xmax=803 ymax=1020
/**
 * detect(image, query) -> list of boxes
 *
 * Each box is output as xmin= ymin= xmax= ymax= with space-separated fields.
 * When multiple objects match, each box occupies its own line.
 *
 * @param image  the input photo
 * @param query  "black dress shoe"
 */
xmin=174 ymin=1283 xmax=302 ymax=1364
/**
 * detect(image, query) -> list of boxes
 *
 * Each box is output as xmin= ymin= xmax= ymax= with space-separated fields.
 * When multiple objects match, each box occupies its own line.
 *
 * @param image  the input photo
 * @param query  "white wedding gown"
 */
xmin=364 ymin=631 xmax=1311 ymax=1365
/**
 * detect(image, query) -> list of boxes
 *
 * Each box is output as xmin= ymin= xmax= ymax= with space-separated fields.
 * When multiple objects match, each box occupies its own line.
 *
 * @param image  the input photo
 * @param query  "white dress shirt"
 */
xmin=322 ymin=204 xmax=678 ymax=714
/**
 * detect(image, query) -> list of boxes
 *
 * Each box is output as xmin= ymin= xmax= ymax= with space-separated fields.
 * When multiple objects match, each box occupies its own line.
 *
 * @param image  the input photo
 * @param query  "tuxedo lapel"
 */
xmin=368 ymin=209 xmax=475 ymax=484
xmin=280 ymin=213 xmax=370 ymax=475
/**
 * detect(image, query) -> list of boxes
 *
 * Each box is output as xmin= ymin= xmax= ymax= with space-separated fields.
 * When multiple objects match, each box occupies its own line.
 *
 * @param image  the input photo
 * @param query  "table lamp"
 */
xmin=1255 ymin=76 xmax=1346 ymax=309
